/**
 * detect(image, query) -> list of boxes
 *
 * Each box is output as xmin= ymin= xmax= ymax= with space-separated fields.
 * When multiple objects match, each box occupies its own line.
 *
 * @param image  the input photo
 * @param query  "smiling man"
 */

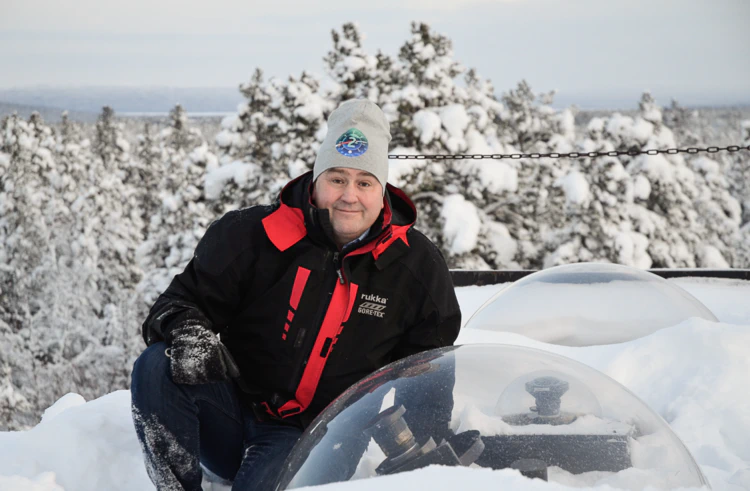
xmin=313 ymin=167 xmax=384 ymax=247
xmin=130 ymin=99 xmax=461 ymax=491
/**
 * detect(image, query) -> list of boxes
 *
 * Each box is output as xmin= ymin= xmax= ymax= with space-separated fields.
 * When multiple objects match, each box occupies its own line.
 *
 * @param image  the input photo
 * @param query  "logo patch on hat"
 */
xmin=335 ymin=128 xmax=368 ymax=157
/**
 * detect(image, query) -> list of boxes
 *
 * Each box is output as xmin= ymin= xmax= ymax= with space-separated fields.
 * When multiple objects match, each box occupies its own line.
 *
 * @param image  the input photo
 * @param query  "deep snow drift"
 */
xmin=0 ymin=277 xmax=748 ymax=491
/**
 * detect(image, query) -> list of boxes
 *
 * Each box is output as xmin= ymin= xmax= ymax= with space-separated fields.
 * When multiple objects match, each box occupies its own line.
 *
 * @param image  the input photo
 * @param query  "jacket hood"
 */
xmin=263 ymin=171 xmax=416 ymax=257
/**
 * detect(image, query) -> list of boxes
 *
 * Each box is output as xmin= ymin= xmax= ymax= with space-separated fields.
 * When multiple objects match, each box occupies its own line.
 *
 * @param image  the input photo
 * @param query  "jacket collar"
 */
xmin=262 ymin=171 xmax=416 ymax=260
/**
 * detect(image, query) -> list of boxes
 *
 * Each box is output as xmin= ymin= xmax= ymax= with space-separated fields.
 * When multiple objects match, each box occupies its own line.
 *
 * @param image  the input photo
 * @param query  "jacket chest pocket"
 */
xmin=327 ymin=289 xmax=406 ymax=365
xmin=232 ymin=265 xmax=320 ymax=360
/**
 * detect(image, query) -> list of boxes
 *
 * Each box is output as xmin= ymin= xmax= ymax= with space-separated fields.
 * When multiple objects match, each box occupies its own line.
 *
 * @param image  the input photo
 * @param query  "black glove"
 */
xmin=166 ymin=324 xmax=239 ymax=385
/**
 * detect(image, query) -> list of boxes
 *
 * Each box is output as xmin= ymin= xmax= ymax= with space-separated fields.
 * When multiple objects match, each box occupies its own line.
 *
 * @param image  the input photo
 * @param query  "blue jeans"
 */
xmin=131 ymin=342 xmax=303 ymax=491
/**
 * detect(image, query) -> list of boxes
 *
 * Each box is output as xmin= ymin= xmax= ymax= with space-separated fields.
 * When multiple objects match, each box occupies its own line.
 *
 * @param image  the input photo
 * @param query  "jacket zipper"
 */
xmin=334 ymin=251 xmax=345 ymax=284
xmin=290 ymin=250 xmax=341 ymax=390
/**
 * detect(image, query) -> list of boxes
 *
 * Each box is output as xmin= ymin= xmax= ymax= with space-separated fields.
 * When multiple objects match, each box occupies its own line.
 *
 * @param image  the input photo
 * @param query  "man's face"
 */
xmin=313 ymin=167 xmax=385 ymax=248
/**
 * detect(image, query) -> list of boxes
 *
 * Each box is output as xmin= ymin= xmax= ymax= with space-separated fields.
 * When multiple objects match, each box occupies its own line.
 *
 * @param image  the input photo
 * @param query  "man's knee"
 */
xmin=131 ymin=342 xmax=173 ymax=404
xmin=133 ymin=341 xmax=170 ymax=378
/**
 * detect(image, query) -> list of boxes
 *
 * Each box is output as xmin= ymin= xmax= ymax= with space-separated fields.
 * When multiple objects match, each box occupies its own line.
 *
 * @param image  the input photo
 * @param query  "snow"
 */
xmin=387 ymin=147 xmax=426 ymax=187
xmin=441 ymin=194 xmax=481 ymax=255
xmin=457 ymin=408 xmax=633 ymax=437
xmin=203 ymin=160 xmax=260 ymax=200
xmin=699 ymin=246 xmax=731 ymax=269
xmin=439 ymin=105 xmax=470 ymax=141
xmin=557 ymin=170 xmax=590 ymax=206
xmin=0 ymin=473 xmax=64 ymax=491
xmin=633 ymin=174 xmax=652 ymax=200
xmin=1 ymin=277 xmax=749 ymax=490
xmin=413 ymin=109 xmax=442 ymax=145
xmin=40 ymin=393 xmax=86 ymax=424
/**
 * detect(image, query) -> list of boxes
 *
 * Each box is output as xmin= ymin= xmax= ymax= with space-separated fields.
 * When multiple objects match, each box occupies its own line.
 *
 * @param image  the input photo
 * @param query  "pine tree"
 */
xmin=389 ymin=22 xmax=465 ymax=150
xmin=597 ymin=93 xmax=741 ymax=267
xmin=276 ymin=71 xmax=334 ymax=183
xmin=0 ymin=113 xmax=57 ymax=331
xmin=89 ymin=106 xmax=144 ymax=302
xmin=663 ymin=100 xmax=701 ymax=147
xmin=0 ymin=112 xmax=133 ymax=429
xmin=324 ymin=23 xmax=377 ymax=101
xmin=544 ymin=151 xmax=648 ymax=268
xmin=727 ymin=120 xmax=750 ymax=226
xmin=491 ymin=82 xmax=577 ymax=268
xmin=383 ymin=23 xmax=526 ymax=269
xmin=137 ymin=107 xmax=214 ymax=307
xmin=212 ymin=69 xmax=285 ymax=212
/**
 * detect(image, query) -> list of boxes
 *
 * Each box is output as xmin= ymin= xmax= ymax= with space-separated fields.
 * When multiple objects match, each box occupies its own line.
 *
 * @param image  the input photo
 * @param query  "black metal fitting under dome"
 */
xmin=450 ymin=268 xmax=750 ymax=287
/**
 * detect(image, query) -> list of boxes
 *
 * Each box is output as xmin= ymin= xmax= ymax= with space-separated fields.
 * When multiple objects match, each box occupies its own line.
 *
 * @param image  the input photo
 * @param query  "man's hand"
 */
xmin=166 ymin=324 xmax=237 ymax=385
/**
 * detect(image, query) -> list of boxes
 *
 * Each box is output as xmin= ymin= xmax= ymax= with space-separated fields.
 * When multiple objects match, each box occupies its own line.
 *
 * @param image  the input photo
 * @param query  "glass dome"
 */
xmin=275 ymin=345 xmax=708 ymax=490
xmin=464 ymin=263 xmax=717 ymax=346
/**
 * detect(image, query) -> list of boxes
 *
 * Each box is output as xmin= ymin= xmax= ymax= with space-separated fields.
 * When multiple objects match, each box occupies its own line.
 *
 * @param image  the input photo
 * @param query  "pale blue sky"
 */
xmin=1 ymin=0 xmax=749 ymax=106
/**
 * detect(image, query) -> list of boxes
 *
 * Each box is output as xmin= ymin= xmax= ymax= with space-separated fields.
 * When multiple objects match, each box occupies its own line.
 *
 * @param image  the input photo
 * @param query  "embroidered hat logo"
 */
xmin=335 ymin=128 xmax=369 ymax=157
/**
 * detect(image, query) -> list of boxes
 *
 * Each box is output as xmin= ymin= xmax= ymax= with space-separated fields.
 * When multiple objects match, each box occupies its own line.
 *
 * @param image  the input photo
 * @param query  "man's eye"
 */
xmin=359 ymin=182 xmax=372 ymax=187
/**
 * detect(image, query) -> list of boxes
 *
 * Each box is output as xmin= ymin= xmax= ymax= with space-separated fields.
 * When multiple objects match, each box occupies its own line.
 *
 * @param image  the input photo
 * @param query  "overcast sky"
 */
xmin=1 ymin=0 xmax=749 ymax=107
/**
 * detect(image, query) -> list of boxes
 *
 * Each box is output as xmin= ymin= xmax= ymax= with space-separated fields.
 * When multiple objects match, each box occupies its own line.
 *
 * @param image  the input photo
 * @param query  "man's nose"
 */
xmin=340 ymin=184 xmax=358 ymax=202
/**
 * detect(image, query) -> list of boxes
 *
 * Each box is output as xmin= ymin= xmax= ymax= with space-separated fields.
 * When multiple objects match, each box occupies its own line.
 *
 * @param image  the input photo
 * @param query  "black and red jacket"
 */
xmin=142 ymin=171 xmax=461 ymax=425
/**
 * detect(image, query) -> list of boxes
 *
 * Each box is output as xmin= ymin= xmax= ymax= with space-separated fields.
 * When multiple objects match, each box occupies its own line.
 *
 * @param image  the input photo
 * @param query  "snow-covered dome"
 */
xmin=275 ymin=345 xmax=708 ymax=490
xmin=464 ymin=262 xmax=717 ymax=346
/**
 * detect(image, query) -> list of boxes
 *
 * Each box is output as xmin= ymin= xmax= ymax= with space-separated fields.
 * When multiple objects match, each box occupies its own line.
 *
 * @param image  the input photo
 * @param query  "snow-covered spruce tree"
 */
xmin=387 ymin=22 xmax=475 ymax=265
xmin=497 ymin=80 xmax=562 ymax=153
xmin=212 ymin=70 xmax=332 ymax=212
xmin=53 ymin=112 xmax=91 ymax=206
xmin=543 ymin=131 xmax=649 ymax=268
xmin=276 ymin=71 xmax=334 ymax=182
xmin=88 ymin=106 xmax=144 ymax=301
xmin=389 ymin=22 xmax=465 ymax=149
xmin=212 ymin=69 xmax=286 ymax=212
xmin=596 ymin=93 xmax=740 ymax=267
xmin=663 ymin=100 xmax=702 ymax=147
xmin=727 ymin=120 xmax=750 ymax=226
xmin=0 ymin=113 xmax=58 ymax=333
xmin=137 ymin=106 xmax=214 ymax=307
xmin=456 ymin=69 xmax=522 ymax=268
xmin=662 ymin=100 xmax=742 ymax=266
xmin=490 ymin=82 xmax=576 ymax=269
xmin=324 ymin=23 xmax=377 ymax=101
xmin=735 ymin=121 xmax=750 ymax=268
xmin=596 ymin=94 xmax=697 ymax=267
xmin=379 ymin=23 xmax=521 ymax=269
xmin=652 ymin=94 xmax=741 ymax=267
xmin=134 ymin=121 xmax=166 ymax=230
xmin=0 ymin=114 xmax=40 ymax=427
xmin=370 ymin=48 xmax=403 ymax=112
xmin=0 ymin=115 xmax=79 ymax=427
xmin=0 ymin=111 xmax=143 ymax=429
xmin=689 ymin=155 xmax=742 ymax=267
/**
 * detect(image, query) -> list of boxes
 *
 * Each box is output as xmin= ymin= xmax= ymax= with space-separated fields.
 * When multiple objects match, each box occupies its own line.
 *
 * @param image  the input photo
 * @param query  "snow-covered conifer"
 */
xmin=324 ymin=23 xmax=377 ymax=101
xmin=490 ymin=83 xmax=577 ymax=268
xmin=384 ymin=24 xmax=525 ymax=268
xmin=0 ymin=113 xmax=57 ymax=331
xmin=211 ymin=69 xmax=286 ymax=212
xmin=727 ymin=120 xmax=750 ymax=225
xmin=89 ymin=107 xmax=144 ymax=301
xmin=137 ymin=108 xmax=214 ymax=307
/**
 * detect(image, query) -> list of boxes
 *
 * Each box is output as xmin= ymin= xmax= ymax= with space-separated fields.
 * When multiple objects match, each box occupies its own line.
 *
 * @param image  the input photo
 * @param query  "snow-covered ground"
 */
xmin=1 ymin=277 xmax=748 ymax=491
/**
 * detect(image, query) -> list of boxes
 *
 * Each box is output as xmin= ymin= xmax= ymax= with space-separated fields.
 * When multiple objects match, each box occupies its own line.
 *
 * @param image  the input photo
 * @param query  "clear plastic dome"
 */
xmin=464 ymin=263 xmax=717 ymax=346
xmin=275 ymin=345 xmax=708 ymax=490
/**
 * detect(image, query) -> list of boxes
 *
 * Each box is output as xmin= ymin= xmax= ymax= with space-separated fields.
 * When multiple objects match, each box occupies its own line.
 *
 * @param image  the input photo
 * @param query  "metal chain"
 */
xmin=387 ymin=144 xmax=750 ymax=161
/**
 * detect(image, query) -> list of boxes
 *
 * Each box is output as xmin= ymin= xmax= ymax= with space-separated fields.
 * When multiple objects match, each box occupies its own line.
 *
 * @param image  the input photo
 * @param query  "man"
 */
xmin=131 ymin=99 xmax=461 ymax=491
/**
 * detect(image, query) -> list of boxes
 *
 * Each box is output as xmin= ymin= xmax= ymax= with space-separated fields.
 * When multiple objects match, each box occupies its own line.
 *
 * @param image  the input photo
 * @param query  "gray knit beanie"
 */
xmin=313 ymin=99 xmax=391 ymax=194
